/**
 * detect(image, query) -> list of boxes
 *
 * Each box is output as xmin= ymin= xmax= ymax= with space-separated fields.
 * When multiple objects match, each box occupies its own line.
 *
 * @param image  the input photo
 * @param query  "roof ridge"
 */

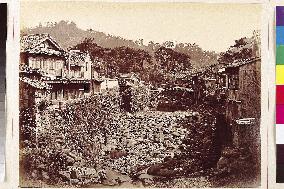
xmin=21 ymin=33 xmax=65 ymax=54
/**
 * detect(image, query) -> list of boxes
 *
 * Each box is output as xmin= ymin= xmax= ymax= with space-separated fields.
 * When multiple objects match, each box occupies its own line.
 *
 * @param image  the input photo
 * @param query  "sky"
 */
xmin=20 ymin=2 xmax=262 ymax=52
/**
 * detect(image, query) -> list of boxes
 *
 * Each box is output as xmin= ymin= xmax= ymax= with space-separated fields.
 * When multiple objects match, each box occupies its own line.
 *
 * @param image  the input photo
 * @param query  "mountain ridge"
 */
xmin=21 ymin=20 xmax=219 ymax=70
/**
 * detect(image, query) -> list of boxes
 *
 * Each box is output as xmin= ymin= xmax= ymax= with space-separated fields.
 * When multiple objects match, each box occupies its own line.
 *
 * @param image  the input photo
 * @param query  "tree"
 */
xmin=218 ymin=37 xmax=253 ymax=64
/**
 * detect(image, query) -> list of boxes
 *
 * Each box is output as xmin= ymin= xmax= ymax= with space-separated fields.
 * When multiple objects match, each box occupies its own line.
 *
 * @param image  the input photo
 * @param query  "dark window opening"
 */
xmin=84 ymin=84 xmax=90 ymax=93
xmin=228 ymin=74 xmax=239 ymax=90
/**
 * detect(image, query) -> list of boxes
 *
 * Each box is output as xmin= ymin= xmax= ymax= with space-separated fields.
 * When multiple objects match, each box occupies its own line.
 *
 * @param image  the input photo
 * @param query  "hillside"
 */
xmin=21 ymin=21 xmax=145 ymax=52
xmin=21 ymin=21 xmax=219 ymax=70
xmin=71 ymin=38 xmax=191 ymax=86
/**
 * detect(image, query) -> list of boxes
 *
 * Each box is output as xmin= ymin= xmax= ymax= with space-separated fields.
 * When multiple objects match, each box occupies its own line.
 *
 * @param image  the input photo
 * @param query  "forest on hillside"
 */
xmin=21 ymin=21 xmax=218 ymax=66
xmin=71 ymin=38 xmax=193 ymax=86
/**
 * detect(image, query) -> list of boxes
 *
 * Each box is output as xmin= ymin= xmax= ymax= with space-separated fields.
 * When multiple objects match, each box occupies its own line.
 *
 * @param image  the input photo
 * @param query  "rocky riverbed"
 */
xmin=20 ymin=95 xmax=260 ymax=188
xmin=19 ymin=90 xmax=239 ymax=188
xmin=21 ymin=103 xmax=221 ymax=187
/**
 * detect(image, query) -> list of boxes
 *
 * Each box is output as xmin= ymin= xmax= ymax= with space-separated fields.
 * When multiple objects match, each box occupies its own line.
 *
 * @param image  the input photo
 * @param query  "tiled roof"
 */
xmin=21 ymin=34 xmax=65 ymax=56
xmin=68 ymin=50 xmax=89 ymax=67
xmin=20 ymin=77 xmax=51 ymax=90
xmin=45 ymin=79 xmax=90 ymax=84
xmin=21 ymin=34 xmax=48 ymax=52
xmin=19 ymin=65 xmax=56 ymax=79
xmin=226 ymin=57 xmax=261 ymax=68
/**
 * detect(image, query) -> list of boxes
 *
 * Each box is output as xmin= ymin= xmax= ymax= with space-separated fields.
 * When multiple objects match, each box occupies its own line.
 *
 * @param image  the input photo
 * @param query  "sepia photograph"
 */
xmin=19 ymin=2 xmax=262 ymax=188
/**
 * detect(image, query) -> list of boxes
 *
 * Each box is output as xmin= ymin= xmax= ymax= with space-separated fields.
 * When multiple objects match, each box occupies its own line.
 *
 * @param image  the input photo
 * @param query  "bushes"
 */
xmin=19 ymin=91 xmax=123 ymax=187
xmin=37 ymin=99 xmax=51 ymax=112
xmin=119 ymin=84 xmax=149 ymax=113
xmin=19 ymin=90 xmax=219 ymax=187
xmin=19 ymin=107 xmax=37 ymax=147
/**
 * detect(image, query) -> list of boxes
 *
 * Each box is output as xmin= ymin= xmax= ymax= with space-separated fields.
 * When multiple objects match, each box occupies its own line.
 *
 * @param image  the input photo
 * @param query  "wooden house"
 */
xmin=45 ymin=79 xmax=91 ymax=105
xmin=19 ymin=76 xmax=51 ymax=110
xmin=100 ymin=78 xmax=119 ymax=92
xmin=67 ymin=50 xmax=92 ymax=79
xmin=174 ymin=72 xmax=192 ymax=88
xmin=20 ymin=34 xmax=66 ymax=78
xmin=224 ymin=58 xmax=261 ymax=165
xmin=118 ymin=73 xmax=140 ymax=87
xmin=215 ymin=68 xmax=228 ymax=100
xmin=225 ymin=58 xmax=261 ymax=123
xmin=20 ymin=34 xmax=96 ymax=107
xmin=190 ymin=72 xmax=206 ymax=104
xmin=204 ymin=77 xmax=217 ymax=96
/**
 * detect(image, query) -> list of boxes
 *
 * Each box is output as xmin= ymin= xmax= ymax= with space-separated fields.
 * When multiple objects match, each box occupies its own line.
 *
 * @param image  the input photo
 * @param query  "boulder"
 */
xmin=138 ymin=173 xmax=154 ymax=179
xmin=41 ymin=171 xmax=50 ymax=181
xmin=70 ymin=169 xmax=79 ymax=179
xmin=147 ymin=164 xmax=162 ymax=175
xmin=216 ymin=156 xmax=230 ymax=172
xmin=109 ymin=150 xmax=127 ymax=159
xmin=58 ymin=170 xmax=71 ymax=181
xmin=70 ymin=179 xmax=79 ymax=185
xmin=158 ymin=168 xmax=175 ymax=177
xmin=31 ymin=169 xmax=39 ymax=178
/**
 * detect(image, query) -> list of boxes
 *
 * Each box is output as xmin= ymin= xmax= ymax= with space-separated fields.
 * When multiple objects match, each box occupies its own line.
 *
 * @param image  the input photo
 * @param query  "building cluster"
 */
xmin=185 ymin=59 xmax=261 ymax=170
xmin=218 ymin=57 xmax=261 ymax=165
xmin=19 ymin=34 xmax=119 ymax=109
xmin=164 ymin=30 xmax=261 ymax=165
